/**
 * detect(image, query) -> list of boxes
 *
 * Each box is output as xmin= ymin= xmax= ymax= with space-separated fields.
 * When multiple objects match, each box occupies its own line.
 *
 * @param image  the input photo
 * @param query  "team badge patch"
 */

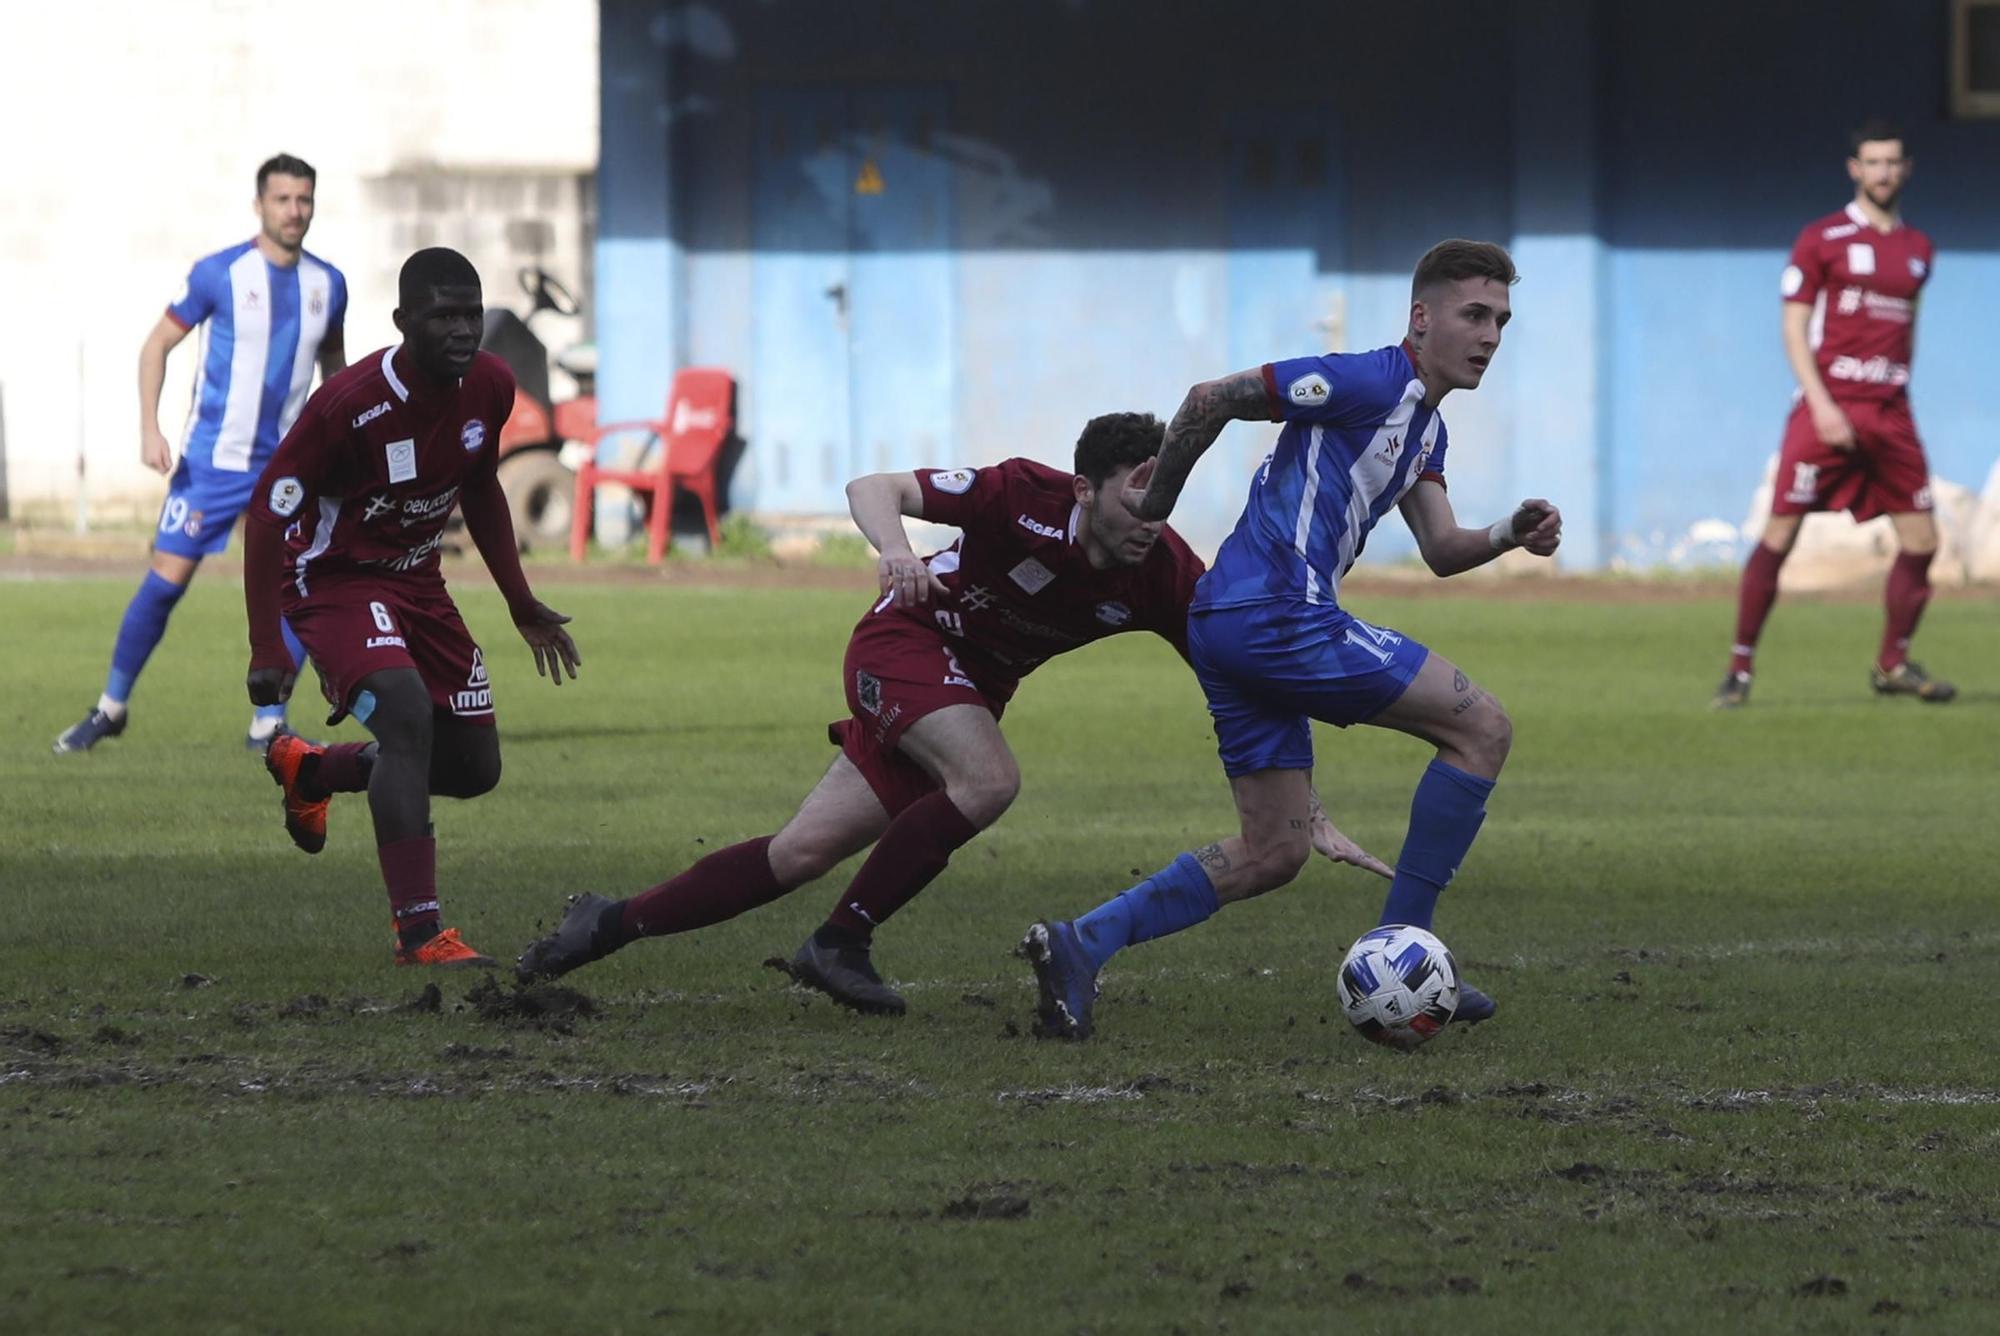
xmin=855 ymin=670 xmax=884 ymax=716
xmin=461 ymin=421 xmax=486 ymax=452
xmin=1094 ymin=601 xmax=1131 ymax=628
xmin=1846 ymin=243 xmax=1876 ymax=276
xmin=184 ymin=510 xmax=204 ymax=538
xmin=268 ymin=476 xmax=305 ymax=517
xmin=1909 ymin=257 xmax=1927 ymax=279
xmin=1008 ymin=557 xmax=1055 ymax=594
xmin=1288 ymin=373 xmax=1331 ymax=407
xmin=1779 ymin=264 xmax=1804 ymax=297
xmin=386 ymin=439 xmax=417 ymax=484
xmin=929 ymin=468 xmax=976 ymax=495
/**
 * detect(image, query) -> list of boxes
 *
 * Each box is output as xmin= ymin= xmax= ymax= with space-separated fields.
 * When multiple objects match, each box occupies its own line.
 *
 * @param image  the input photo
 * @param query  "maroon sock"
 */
xmin=302 ymin=742 xmax=375 ymax=799
xmin=826 ymin=792 xmax=981 ymax=936
xmin=1730 ymin=543 xmax=1787 ymax=675
xmin=379 ymin=835 xmax=440 ymax=945
xmin=618 ymin=835 xmax=786 ymax=940
xmin=1877 ymin=549 xmax=1934 ymax=672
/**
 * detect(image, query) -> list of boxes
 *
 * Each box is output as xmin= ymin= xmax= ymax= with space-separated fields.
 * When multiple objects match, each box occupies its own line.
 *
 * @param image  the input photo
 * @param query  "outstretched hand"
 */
xmin=515 ymin=602 xmax=581 ymax=684
xmin=246 ymin=664 xmax=296 ymax=707
xmin=1510 ymin=498 xmax=1563 ymax=557
xmin=1311 ymin=809 xmax=1393 ymax=880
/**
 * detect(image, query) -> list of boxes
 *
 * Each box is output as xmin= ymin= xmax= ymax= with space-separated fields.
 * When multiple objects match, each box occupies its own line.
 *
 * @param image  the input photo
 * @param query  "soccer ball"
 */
xmin=1336 ymin=925 xmax=1460 ymax=1051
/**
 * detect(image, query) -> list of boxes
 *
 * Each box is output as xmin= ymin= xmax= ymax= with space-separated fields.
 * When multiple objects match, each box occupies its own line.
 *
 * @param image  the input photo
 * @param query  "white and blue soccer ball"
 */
xmin=1336 ymin=925 xmax=1460 ymax=1051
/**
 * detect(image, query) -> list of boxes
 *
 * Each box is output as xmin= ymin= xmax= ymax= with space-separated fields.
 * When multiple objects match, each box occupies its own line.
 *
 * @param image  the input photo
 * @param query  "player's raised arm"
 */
xmin=1135 ymin=369 xmax=1272 ymax=521
xmin=848 ymin=470 xmax=948 ymax=607
xmin=1398 ymin=479 xmax=1562 ymax=578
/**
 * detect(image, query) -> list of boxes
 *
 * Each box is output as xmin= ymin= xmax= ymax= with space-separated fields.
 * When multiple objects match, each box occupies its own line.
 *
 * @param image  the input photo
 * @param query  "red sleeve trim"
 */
xmin=165 ymin=308 xmax=192 ymax=331
xmin=1260 ymin=363 xmax=1282 ymax=421
xmin=1418 ymin=470 xmax=1447 ymax=490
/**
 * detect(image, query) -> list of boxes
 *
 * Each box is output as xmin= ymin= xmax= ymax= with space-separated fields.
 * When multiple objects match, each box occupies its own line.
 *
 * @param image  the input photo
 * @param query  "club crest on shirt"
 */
xmin=929 ymin=468 xmax=976 ymax=495
xmin=1094 ymin=601 xmax=1131 ymax=628
xmin=461 ymin=420 xmax=486 ymax=453
xmin=310 ymin=290 xmax=325 ymax=317
xmin=1909 ymin=257 xmax=1927 ymax=279
xmin=1289 ymin=373 xmax=1331 ymax=406
xmin=268 ymin=476 xmax=305 ymax=517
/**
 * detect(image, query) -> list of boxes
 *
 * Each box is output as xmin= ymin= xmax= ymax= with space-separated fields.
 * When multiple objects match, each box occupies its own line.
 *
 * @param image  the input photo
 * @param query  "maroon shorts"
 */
xmin=1772 ymin=398 xmax=1933 ymax=521
xmin=288 ymin=582 xmax=495 ymax=728
xmin=827 ymin=611 xmax=1003 ymax=817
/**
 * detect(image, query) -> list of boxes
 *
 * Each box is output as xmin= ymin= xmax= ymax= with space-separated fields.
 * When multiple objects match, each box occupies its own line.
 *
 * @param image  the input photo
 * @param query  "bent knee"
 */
xmin=946 ymin=765 xmax=1020 ymax=828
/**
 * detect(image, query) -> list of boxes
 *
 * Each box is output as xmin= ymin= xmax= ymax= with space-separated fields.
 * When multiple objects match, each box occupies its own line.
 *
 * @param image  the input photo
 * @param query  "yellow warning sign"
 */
xmin=854 ymin=157 xmax=885 ymax=195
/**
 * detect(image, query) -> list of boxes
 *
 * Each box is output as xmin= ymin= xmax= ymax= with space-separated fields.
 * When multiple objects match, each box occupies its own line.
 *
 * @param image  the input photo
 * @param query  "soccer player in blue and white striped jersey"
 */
xmin=55 ymin=154 xmax=347 ymax=754
xmin=1025 ymin=240 xmax=1564 ymax=1040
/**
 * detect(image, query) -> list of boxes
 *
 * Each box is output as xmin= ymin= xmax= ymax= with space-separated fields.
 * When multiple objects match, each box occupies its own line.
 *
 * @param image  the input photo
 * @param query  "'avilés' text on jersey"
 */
xmin=1193 ymin=341 xmax=1449 ymax=611
xmin=168 ymin=241 xmax=347 ymax=472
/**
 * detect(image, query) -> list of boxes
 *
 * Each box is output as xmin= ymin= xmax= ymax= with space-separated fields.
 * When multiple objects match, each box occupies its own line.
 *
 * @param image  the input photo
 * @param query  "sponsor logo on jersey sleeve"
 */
xmin=1780 ymin=265 xmax=1804 ymax=297
xmin=1846 ymin=243 xmax=1876 ymax=276
xmin=929 ymin=468 xmax=976 ymax=495
xmin=1909 ymin=256 xmax=1928 ymax=279
xmin=1288 ymin=373 xmax=1331 ymax=406
xmin=461 ymin=420 xmax=486 ymax=452
xmin=268 ymin=476 xmax=306 ymax=517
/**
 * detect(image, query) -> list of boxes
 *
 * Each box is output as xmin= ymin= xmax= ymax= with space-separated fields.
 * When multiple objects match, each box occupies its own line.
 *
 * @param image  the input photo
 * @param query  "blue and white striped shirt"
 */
xmin=1192 ymin=342 xmax=1449 ymax=611
xmin=167 ymin=241 xmax=346 ymax=473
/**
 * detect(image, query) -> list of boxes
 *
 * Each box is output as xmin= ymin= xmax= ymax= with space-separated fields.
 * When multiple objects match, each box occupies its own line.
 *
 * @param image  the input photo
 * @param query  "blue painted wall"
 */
xmin=599 ymin=0 xmax=2000 ymax=566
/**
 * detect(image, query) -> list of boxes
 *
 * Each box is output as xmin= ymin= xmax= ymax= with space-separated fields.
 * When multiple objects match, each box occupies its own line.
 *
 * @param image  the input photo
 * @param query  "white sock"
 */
xmin=246 ymin=714 xmax=283 ymax=741
xmin=96 ymin=694 xmax=127 ymax=720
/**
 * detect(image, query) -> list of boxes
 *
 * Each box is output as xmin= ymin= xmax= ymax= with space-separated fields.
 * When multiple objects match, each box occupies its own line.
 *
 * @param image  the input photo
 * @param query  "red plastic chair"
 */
xmin=569 ymin=369 xmax=735 ymax=562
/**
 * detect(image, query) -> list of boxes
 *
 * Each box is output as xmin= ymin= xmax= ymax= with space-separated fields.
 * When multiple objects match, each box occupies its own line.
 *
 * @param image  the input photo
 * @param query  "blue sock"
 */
xmin=1378 ymin=760 xmax=1496 ymax=931
xmin=103 ymin=571 xmax=188 ymax=705
xmin=1072 ymin=852 xmax=1220 ymax=972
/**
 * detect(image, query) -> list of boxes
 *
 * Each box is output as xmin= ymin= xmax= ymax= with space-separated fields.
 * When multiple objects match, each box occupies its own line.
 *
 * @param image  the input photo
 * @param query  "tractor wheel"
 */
xmin=495 ymin=449 xmax=574 ymax=553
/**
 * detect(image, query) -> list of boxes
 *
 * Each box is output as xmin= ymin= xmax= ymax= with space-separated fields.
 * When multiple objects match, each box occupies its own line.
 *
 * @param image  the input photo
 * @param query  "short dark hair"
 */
xmin=1073 ymin=412 xmax=1164 ymax=489
xmin=256 ymin=153 xmax=316 ymax=194
xmin=1411 ymin=239 xmax=1518 ymax=300
xmin=1849 ymin=118 xmax=1907 ymax=157
xmin=398 ymin=247 xmax=482 ymax=309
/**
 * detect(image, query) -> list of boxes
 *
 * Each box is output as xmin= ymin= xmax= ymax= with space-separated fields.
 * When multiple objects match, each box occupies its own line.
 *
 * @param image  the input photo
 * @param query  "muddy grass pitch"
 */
xmin=5 ymin=575 xmax=1998 ymax=1332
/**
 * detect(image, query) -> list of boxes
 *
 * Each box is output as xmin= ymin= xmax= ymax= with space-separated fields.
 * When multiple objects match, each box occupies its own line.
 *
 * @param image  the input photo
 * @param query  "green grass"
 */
xmin=4 ymin=572 xmax=1998 ymax=1334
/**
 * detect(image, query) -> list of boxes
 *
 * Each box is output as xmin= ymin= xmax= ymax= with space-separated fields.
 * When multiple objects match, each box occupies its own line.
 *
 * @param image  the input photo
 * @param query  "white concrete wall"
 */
xmin=0 ymin=0 xmax=597 ymax=523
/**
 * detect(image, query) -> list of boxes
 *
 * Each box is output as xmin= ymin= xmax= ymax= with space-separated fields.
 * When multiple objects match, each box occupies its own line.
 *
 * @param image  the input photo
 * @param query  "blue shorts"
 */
xmin=154 ymin=454 xmax=262 ymax=558
xmin=1188 ymin=600 xmax=1430 ymax=777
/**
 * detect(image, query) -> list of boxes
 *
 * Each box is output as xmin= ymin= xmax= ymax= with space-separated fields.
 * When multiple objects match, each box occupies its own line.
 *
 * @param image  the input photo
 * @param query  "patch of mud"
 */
xmin=942 ymin=1182 xmax=1033 ymax=1220
xmin=996 ymin=1076 xmax=1198 ymax=1106
xmin=463 ymin=977 xmax=598 ymax=1030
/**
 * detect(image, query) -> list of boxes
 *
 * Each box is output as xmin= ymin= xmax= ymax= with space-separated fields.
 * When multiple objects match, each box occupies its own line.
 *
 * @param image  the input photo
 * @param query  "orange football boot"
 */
xmin=394 ymin=927 xmax=497 ymax=968
xmin=265 ymin=732 xmax=330 ymax=854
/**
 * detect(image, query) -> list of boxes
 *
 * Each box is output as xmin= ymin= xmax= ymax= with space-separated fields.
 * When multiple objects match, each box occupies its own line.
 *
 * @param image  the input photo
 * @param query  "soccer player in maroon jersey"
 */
xmin=1715 ymin=120 xmax=1954 ymax=708
xmin=516 ymin=412 xmax=1385 ymax=1011
xmin=243 ymin=248 xmax=581 ymax=967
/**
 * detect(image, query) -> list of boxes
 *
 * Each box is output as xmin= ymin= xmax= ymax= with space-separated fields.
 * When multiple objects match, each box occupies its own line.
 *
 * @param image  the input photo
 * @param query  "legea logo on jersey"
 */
xmin=930 ymin=468 xmax=976 ymax=495
xmin=1016 ymin=513 xmax=1064 ymax=540
xmin=461 ymin=421 xmax=485 ymax=452
xmin=268 ymin=476 xmax=306 ymax=518
xmin=1094 ymin=601 xmax=1131 ymax=628
xmin=1289 ymin=373 xmax=1331 ymax=406
xmin=353 ymin=402 xmax=391 ymax=429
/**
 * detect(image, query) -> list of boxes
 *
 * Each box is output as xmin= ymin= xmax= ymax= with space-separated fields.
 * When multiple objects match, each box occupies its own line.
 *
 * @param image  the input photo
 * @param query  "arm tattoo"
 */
xmin=1193 ymin=842 xmax=1234 ymax=874
xmin=1139 ymin=370 xmax=1270 ymax=520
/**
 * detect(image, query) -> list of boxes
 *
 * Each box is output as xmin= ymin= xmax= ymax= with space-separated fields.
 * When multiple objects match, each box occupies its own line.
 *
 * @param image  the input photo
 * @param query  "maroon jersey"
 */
xmin=1781 ymin=203 xmax=1932 ymax=402
xmin=249 ymin=347 xmax=514 ymax=603
xmin=887 ymin=458 xmax=1205 ymax=701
